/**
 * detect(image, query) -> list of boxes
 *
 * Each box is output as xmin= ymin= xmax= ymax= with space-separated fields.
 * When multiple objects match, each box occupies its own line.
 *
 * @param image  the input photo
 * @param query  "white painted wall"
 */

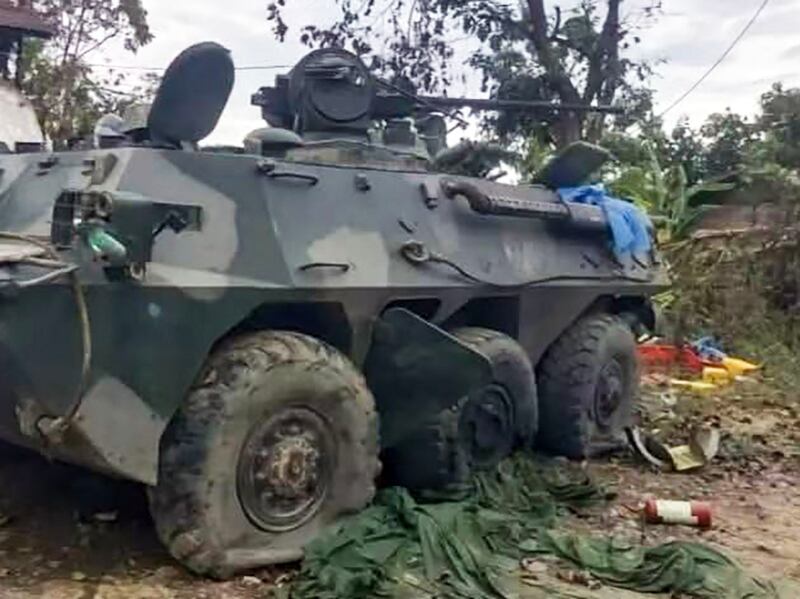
xmin=0 ymin=80 xmax=43 ymax=151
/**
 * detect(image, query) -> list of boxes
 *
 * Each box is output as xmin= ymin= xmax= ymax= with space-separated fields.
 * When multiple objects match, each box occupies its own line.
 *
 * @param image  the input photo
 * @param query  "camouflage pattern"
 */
xmin=0 ymin=43 xmax=667 ymax=486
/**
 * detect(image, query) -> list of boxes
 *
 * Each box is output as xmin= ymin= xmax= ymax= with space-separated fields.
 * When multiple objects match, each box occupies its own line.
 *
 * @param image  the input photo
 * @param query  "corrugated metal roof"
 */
xmin=0 ymin=2 xmax=54 ymax=38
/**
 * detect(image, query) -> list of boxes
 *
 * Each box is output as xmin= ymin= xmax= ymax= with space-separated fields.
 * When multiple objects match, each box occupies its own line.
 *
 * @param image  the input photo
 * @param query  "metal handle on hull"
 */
xmin=265 ymin=171 xmax=320 ymax=186
xmin=441 ymin=178 xmax=606 ymax=232
xmin=256 ymin=159 xmax=319 ymax=186
xmin=298 ymin=262 xmax=351 ymax=272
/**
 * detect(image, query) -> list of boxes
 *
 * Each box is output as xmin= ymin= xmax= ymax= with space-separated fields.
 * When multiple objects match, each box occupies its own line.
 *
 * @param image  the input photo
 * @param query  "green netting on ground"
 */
xmin=287 ymin=457 xmax=787 ymax=599
xmin=534 ymin=534 xmax=780 ymax=599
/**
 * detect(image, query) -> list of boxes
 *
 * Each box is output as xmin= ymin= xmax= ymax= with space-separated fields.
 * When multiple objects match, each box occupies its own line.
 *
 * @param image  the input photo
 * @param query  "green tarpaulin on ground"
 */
xmin=287 ymin=458 xmax=788 ymax=599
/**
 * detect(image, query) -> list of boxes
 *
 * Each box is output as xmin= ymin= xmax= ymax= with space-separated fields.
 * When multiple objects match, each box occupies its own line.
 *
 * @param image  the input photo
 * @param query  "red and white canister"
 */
xmin=643 ymin=499 xmax=713 ymax=528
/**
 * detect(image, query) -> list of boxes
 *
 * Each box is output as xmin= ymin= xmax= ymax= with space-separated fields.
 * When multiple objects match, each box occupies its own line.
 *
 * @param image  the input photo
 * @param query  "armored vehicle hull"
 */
xmin=0 ymin=42 xmax=667 ymax=576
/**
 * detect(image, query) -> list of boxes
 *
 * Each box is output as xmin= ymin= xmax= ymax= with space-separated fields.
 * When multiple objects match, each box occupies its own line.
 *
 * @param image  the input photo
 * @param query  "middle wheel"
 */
xmin=381 ymin=327 xmax=538 ymax=493
xmin=451 ymin=327 xmax=539 ymax=454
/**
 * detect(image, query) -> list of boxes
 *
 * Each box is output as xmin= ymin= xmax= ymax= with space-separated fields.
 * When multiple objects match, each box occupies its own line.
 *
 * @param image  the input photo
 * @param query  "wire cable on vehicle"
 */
xmin=0 ymin=232 xmax=91 ymax=440
xmin=400 ymin=240 xmax=653 ymax=287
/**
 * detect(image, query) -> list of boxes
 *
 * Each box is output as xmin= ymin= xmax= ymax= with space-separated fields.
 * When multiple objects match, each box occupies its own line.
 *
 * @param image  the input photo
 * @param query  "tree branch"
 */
xmin=525 ymin=0 xmax=581 ymax=103
xmin=548 ymin=6 xmax=561 ymax=39
xmin=76 ymin=27 xmax=121 ymax=59
xmin=407 ymin=0 xmax=419 ymax=40
xmin=551 ymin=35 xmax=592 ymax=59
xmin=525 ymin=0 xmax=584 ymax=145
xmin=585 ymin=0 xmax=623 ymax=141
xmin=583 ymin=0 xmax=620 ymax=104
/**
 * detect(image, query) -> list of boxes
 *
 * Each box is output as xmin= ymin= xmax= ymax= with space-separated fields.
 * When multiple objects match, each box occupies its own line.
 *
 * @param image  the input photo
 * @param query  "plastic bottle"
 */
xmin=643 ymin=499 xmax=712 ymax=528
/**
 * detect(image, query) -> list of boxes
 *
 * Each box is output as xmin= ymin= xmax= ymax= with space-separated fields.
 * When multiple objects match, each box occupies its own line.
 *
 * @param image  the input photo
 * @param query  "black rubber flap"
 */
xmin=148 ymin=42 xmax=234 ymax=144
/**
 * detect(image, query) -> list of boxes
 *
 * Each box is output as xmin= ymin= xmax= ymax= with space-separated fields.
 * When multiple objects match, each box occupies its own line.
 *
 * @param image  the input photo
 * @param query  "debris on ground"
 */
xmin=637 ymin=337 xmax=760 ymax=396
xmin=0 ymin=364 xmax=797 ymax=598
xmin=643 ymin=498 xmax=712 ymax=528
xmin=628 ymin=425 xmax=720 ymax=471
xmin=631 ymin=334 xmax=772 ymax=474
xmin=285 ymin=457 xmax=791 ymax=599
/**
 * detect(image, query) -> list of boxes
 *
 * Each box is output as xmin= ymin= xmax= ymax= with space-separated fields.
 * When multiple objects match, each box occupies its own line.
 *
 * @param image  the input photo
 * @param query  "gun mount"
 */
xmin=252 ymin=47 xmax=623 ymax=150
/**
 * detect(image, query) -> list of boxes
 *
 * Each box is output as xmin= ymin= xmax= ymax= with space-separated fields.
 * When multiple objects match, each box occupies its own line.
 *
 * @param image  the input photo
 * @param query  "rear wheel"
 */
xmin=148 ymin=331 xmax=380 ymax=578
xmin=536 ymin=314 xmax=638 ymax=458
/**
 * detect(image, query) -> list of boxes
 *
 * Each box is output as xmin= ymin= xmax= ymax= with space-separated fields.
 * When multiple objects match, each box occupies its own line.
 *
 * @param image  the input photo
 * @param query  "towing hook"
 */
xmin=15 ymin=399 xmax=69 ymax=445
xmin=400 ymin=240 xmax=431 ymax=264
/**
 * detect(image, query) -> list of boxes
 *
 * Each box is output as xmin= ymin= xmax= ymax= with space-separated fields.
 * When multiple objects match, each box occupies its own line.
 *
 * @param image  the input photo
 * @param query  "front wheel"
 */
xmin=148 ymin=331 xmax=380 ymax=578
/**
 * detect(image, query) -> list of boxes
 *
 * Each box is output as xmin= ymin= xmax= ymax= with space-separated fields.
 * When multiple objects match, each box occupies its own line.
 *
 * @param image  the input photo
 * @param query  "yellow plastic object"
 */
xmin=669 ymin=379 xmax=717 ymax=395
xmin=702 ymin=366 xmax=732 ymax=386
xmin=668 ymin=445 xmax=706 ymax=471
xmin=721 ymin=356 xmax=760 ymax=376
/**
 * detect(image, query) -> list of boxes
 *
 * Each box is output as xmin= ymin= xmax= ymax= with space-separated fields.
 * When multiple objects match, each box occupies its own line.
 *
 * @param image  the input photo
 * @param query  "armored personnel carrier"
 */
xmin=0 ymin=42 xmax=667 ymax=576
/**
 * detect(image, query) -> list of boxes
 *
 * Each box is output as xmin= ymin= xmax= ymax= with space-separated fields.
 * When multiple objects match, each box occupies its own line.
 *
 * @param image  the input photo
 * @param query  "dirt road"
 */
xmin=0 ymin=381 xmax=798 ymax=598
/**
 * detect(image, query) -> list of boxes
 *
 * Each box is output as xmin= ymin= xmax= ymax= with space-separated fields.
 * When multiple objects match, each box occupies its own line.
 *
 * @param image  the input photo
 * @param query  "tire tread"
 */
xmin=149 ymin=331 xmax=379 ymax=577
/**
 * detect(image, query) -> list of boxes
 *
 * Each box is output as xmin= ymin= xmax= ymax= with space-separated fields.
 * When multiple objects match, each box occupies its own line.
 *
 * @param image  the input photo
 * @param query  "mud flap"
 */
xmin=363 ymin=308 xmax=493 ymax=450
xmin=9 ymin=376 xmax=166 ymax=486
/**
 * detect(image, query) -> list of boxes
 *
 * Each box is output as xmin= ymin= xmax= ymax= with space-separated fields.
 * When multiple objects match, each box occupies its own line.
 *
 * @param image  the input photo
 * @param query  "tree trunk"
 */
xmin=584 ymin=0 xmax=622 ymax=143
xmin=526 ymin=0 xmax=623 ymax=146
xmin=526 ymin=0 xmax=585 ymax=148
xmin=553 ymin=114 xmax=583 ymax=147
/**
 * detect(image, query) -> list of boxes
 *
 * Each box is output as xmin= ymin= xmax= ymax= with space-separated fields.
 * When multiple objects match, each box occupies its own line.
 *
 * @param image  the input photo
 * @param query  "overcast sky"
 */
xmin=96 ymin=0 xmax=800 ymax=145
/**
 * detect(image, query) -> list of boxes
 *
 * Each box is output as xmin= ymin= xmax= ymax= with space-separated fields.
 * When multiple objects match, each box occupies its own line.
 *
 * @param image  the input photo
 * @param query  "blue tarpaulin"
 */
xmin=691 ymin=337 xmax=727 ymax=362
xmin=558 ymin=184 xmax=652 ymax=262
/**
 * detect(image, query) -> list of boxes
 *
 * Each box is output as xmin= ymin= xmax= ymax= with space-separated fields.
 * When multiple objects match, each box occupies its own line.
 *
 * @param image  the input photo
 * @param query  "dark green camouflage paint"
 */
xmin=0 ymin=146 xmax=667 ymax=484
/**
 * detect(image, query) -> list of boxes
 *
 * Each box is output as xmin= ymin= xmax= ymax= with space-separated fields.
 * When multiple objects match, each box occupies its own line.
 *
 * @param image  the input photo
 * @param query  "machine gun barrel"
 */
xmin=415 ymin=96 xmax=624 ymax=114
xmin=251 ymin=48 xmax=627 ymax=132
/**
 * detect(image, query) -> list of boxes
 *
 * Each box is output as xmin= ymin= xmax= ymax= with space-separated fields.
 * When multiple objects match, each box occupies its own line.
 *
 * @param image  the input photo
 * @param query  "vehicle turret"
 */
xmin=251 ymin=47 xmax=624 ymax=162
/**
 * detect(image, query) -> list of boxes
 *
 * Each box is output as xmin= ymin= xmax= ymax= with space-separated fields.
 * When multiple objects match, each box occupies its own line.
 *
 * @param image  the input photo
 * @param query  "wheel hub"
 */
xmin=595 ymin=360 xmax=624 ymax=429
xmin=237 ymin=407 xmax=333 ymax=532
xmin=263 ymin=436 xmax=320 ymax=499
xmin=458 ymin=384 xmax=514 ymax=469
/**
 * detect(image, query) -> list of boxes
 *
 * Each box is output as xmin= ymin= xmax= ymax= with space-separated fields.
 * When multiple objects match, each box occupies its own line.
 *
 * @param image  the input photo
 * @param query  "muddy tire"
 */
xmin=380 ymin=400 xmax=471 ymax=495
xmin=148 ymin=331 xmax=380 ymax=578
xmin=451 ymin=327 xmax=538 ymax=451
xmin=536 ymin=314 xmax=638 ymax=458
xmin=382 ymin=327 xmax=537 ymax=494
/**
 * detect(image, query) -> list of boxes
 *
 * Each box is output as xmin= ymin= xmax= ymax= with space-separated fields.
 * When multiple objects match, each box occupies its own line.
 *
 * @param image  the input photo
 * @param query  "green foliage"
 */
xmin=665 ymin=212 xmax=800 ymax=394
xmin=267 ymin=0 xmax=661 ymax=147
xmin=606 ymin=141 xmax=734 ymax=242
xmin=591 ymin=85 xmax=800 ymax=193
xmin=663 ymin=117 xmax=707 ymax=184
xmin=588 ymin=82 xmax=800 ymax=243
xmin=518 ymin=137 xmax=555 ymax=181
xmin=623 ymin=85 xmax=800 ymax=186
xmin=19 ymin=0 xmax=154 ymax=148
xmin=759 ymin=83 xmax=800 ymax=169
xmin=699 ymin=110 xmax=760 ymax=177
xmin=432 ymin=140 xmax=517 ymax=178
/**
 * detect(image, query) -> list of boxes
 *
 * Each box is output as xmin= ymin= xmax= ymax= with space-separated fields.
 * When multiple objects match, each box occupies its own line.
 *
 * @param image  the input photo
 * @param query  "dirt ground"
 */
xmin=0 ymin=379 xmax=798 ymax=598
